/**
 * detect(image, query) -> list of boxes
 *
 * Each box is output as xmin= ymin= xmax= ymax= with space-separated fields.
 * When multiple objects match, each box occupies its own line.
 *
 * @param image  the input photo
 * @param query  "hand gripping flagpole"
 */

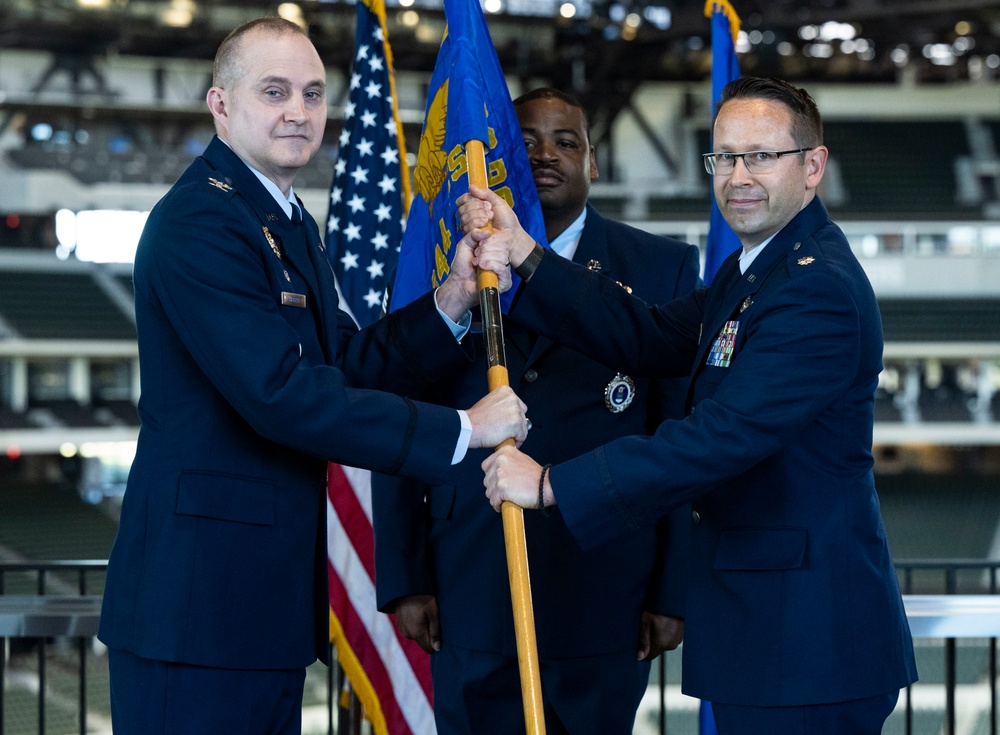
xmin=466 ymin=137 xmax=547 ymax=735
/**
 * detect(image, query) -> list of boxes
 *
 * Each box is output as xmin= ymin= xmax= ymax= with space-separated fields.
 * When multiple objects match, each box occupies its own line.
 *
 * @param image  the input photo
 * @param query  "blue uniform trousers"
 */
xmin=711 ymin=690 xmax=899 ymax=735
xmin=109 ymin=647 xmax=306 ymax=735
xmin=431 ymin=643 xmax=651 ymax=735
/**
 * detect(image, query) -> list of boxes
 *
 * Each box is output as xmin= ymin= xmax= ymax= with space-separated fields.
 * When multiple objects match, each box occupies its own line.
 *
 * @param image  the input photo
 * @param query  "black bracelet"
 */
xmin=538 ymin=464 xmax=552 ymax=516
xmin=514 ymin=243 xmax=545 ymax=281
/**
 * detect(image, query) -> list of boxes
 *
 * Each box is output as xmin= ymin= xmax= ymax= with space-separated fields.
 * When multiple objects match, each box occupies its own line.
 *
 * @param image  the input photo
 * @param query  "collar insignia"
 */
xmin=798 ymin=256 xmax=816 ymax=266
xmin=207 ymin=177 xmax=232 ymax=192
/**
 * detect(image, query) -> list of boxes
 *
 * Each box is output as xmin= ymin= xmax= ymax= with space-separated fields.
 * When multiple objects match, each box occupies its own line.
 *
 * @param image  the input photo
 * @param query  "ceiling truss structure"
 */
xmin=1 ymin=0 xmax=998 ymax=187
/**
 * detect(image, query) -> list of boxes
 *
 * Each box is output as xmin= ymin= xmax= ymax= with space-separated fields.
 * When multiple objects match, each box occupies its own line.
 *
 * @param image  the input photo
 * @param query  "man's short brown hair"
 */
xmin=715 ymin=77 xmax=824 ymax=149
xmin=212 ymin=17 xmax=310 ymax=90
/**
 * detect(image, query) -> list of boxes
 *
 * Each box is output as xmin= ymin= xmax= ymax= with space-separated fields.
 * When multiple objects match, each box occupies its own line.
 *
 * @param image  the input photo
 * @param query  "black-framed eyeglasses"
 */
xmin=702 ymin=148 xmax=813 ymax=175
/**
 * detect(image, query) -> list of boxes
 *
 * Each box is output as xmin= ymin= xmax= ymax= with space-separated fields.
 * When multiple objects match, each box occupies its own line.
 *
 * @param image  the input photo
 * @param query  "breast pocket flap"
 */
xmin=176 ymin=471 xmax=275 ymax=526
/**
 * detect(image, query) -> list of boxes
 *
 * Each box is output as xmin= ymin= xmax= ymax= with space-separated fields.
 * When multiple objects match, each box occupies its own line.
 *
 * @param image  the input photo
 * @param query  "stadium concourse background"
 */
xmin=1 ymin=0 xmax=1000 ymax=733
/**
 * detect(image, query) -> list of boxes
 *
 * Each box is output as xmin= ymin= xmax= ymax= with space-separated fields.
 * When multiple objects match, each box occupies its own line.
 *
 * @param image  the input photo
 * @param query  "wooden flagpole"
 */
xmin=465 ymin=137 xmax=547 ymax=735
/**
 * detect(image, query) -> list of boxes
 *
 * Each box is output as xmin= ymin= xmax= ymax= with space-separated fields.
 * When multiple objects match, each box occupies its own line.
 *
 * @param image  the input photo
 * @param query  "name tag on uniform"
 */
xmin=706 ymin=320 xmax=738 ymax=368
xmin=281 ymin=292 xmax=307 ymax=308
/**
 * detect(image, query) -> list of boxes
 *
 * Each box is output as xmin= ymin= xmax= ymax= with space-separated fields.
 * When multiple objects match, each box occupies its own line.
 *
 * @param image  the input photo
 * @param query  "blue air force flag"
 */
xmin=703 ymin=0 xmax=743 ymax=286
xmin=388 ymin=0 xmax=547 ymax=313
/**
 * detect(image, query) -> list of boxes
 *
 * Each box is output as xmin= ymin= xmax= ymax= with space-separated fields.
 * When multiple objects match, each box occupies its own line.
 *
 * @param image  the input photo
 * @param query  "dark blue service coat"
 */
xmin=99 ymin=137 xmax=469 ymax=671
xmin=373 ymin=207 xmax=700 ymax=727
xmin=511 ymin=197 xmax=918 ymax=707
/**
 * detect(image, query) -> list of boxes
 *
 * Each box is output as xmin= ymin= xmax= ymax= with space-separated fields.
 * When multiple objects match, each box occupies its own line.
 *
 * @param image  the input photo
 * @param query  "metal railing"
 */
xmin=0 ymin=561 xmax=105 ymax=735
xmin=897 ymin=559 xmax=999 ymax=735
xmin=2 ymin=560 xmax=999 ymax=735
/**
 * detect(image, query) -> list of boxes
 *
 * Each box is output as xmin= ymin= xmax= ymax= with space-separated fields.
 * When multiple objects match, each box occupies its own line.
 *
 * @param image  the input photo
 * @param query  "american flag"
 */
xmin=325 ymin=2 xmax=434 ymax=734
xmin=326 ymin=0 xmax=409 ymax=324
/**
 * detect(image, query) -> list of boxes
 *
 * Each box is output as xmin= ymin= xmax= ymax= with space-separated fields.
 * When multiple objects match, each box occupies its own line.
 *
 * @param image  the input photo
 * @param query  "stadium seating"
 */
xmin=0 ymin=271 xmax=134 ymax=341
xmin=823 ymin=121 xmax=981 ymax=217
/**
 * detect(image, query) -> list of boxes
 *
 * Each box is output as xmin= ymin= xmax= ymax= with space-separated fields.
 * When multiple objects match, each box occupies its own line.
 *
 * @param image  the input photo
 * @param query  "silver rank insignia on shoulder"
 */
xmin=798 ymin=256 xmax=815 ymax=266
xmin=207 ymin=177 xmax=232 ymax=192
xmin=605 ymin=373 xmax=636 ymax=413
xmin=262 ymin=226 xmax=281 ymax=259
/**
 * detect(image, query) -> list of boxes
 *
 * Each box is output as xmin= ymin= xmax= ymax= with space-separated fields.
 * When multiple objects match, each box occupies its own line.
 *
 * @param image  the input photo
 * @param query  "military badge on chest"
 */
xmin=706 ymin=320 xmax=739 ymax=368
xmin=262 ymin=226 xmax=294 ymax=284
xmin=605 ymin=372 xmax=636 ymax=413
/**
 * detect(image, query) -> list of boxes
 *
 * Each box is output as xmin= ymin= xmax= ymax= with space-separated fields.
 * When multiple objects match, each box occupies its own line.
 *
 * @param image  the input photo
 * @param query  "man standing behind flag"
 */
xmin=370 ymin=3 xmax=548 ymax=730
xmin=98 ymin=17 xmax=528 ymax=735
xmin=372 ymin=88 xmax=700 ymax=735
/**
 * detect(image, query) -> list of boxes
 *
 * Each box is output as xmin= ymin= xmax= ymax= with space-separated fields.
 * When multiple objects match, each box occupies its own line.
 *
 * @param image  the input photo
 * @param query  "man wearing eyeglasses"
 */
xmin=458 ymin=76 xmax=918 ymax=734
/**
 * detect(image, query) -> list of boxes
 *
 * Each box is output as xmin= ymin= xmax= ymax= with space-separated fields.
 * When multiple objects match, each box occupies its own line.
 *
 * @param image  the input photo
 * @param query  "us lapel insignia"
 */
xmin=604 ymin=373 xmax=636 ymax=413
xmin=586 ymin=260 xmax=602 ymax=271
xmin=616 ymin=281 xmax=633 ymax=294
xmin=798 ymin=256 xmax=815 ymax=266
xmin=207 ymin=177 xmax=232 ymax=192
xmin=740 ymin=296 xmax=753 ymax=313
xmin=262 ymin=226 xmax=281 ymax=259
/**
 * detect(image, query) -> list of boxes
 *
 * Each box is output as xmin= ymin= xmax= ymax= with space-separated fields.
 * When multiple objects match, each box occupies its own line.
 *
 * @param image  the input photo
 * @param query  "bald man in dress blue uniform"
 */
xmin=466 ymin=77 xmax=917 ymax=735
xmin=97 ymin=18 xmax=527 ymax=735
